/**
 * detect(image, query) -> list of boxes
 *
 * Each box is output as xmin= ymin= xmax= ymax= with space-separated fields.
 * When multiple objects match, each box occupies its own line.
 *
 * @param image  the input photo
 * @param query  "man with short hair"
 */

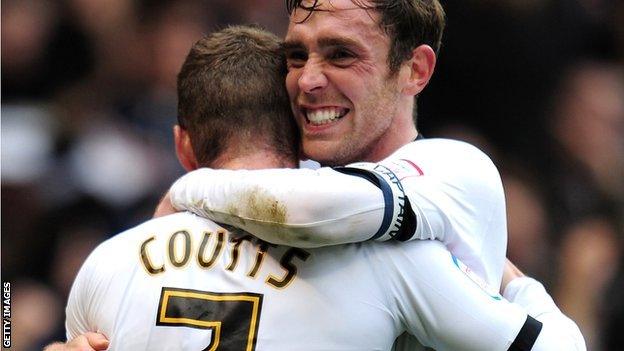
xmin=48 ymin=25 xmax=584 ymax=350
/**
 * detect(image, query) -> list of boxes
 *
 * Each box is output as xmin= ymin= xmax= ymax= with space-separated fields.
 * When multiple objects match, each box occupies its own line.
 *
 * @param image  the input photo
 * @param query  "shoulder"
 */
xmin=113 ymin=212 xmax=220 ymax=242
xmin=383 ymin=138 xmax=498 ymax=180
xmin=84 ymin=212 xmax=221 ymax=274
xmin=394 ymin=138 xmax=493 ymax=163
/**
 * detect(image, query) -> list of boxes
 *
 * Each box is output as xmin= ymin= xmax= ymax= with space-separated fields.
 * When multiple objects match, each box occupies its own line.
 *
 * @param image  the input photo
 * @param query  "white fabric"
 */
xmin=336 ymin=161 xmax=408 ymax=241
xmin=503 ymin=277 xmax=587 ymax=350
xmin=170 ymin=166 xmax=387 ymax=247
xmin=170 ymin=139 xmax=507 ymax=289
xmin=65 ymin=212 xmax=559 ymax=351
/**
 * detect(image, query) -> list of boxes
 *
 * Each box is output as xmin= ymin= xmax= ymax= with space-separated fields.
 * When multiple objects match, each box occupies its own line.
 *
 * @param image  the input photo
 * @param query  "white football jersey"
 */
xmin=66 ymin=212 xmax=553 ymax=351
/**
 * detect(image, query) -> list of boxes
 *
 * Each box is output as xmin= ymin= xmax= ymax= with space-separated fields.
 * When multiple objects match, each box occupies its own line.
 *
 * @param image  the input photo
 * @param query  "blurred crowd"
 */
xmin=1 ymin=0 xmax=622 ymax=350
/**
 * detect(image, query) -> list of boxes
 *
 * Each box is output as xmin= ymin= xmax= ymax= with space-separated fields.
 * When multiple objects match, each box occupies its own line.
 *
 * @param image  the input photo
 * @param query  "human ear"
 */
xmin=401 ymin=44 xmax=437 ymax=96
xmin=174 ymin=125 xmax=198 ymax=171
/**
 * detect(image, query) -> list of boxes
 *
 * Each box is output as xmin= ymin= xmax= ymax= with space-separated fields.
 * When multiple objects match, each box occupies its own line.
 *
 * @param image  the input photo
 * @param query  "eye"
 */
xmin=328 ymin=49 xmax=356 ymax=66
xmin=285 ymin=50 xmax=308 ymax=68
xmin=329 ymin=50 xmax=353 ymax=59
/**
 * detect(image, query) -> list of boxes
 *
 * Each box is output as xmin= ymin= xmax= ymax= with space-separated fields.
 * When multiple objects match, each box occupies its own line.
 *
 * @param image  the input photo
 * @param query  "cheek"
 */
xmin=349 ymin=77 xmax=383 ymax=110
xmin=285 ymin=70 xmax=300 ymax=98
xmin=359 ymin=81 xmax=398 ymax=125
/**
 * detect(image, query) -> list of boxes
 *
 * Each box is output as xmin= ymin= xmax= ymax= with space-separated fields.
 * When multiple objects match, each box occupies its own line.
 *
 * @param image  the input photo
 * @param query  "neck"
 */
xmin=363 ymin=101 xmax=418 ymax=162
xmin=211 ymin=150 xmax=297 ymax=170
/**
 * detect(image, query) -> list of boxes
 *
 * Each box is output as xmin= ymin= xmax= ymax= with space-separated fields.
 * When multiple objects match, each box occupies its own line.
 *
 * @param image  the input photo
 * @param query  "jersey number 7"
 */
xmin=156 ymin=287 xmax=264 ymax=351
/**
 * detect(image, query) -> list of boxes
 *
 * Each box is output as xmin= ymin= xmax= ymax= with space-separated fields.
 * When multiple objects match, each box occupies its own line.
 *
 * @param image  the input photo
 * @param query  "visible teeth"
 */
xmin=306 ymin=107 xmax=346 ymax=125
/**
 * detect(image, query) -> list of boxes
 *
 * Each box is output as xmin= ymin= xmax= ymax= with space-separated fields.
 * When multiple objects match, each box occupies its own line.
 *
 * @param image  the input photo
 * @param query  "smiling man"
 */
xmin=282 ymin=0 xmax=441 ymax=166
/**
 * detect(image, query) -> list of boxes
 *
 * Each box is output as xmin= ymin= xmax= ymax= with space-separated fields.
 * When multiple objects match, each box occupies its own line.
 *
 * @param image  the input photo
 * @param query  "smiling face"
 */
xmin=284 ymin=0 xmax=419 ymax=166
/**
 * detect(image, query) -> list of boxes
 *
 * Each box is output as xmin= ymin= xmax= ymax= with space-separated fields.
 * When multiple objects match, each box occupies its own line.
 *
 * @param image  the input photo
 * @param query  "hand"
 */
xmin=154 ymin=191 xmax=177 ymax=218
xmin=501 ymin=258 xmax=526 ymax=293
xmin=44 ymin=332 xmax=109 ymax=351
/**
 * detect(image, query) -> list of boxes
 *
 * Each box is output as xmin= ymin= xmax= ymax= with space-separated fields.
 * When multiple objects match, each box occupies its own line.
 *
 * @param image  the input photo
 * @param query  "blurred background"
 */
xmin=1 ymin=0 xmax=622 ymax=350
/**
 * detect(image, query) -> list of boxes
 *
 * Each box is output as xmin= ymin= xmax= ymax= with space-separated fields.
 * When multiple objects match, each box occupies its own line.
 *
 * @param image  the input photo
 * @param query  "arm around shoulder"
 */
xmin=169 ymin=167 xmax=390 ymax=247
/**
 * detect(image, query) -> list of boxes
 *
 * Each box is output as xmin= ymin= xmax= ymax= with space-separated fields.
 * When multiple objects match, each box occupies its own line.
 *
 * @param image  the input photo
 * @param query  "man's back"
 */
xmin=67 ymin=213 xmax=401 ymax=350
xmin=66 ymin=213 xmax=530 ymax=350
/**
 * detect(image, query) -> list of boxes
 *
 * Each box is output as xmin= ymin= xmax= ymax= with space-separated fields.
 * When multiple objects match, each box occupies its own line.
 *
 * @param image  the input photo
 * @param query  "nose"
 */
xmin=298 ymin=60 xmax=327 ymax=94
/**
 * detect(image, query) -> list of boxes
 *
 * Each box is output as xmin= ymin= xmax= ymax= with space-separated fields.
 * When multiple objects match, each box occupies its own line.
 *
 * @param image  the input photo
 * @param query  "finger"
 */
xmin=84 ymin=332 xmax=110 ymax=350
xmin=153 ymin=192 xmax=176 ymax=218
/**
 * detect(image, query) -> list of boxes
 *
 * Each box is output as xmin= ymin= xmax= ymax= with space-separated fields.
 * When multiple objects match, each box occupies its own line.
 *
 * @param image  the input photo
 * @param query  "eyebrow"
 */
xmin=283 ymin=37 xmax=362 ymax=51
xmin=282 ymin=41 xmax=305 ymax=51
xmin=317 ymin=37 xmax=361 ymax=49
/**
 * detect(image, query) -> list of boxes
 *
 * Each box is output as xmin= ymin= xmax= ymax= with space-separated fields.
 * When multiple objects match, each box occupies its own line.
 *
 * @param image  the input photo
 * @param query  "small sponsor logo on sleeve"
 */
xmin=451 ymin=256 xmax=502 ymax=300
xmin=382 ymin=159 xmax=424 ymax=181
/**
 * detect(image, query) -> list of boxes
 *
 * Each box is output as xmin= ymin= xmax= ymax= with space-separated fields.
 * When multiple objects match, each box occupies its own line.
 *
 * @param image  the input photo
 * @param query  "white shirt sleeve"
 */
xmin=503 ymin=277 xmax=587 ymax=350
xmin=169 ymin=167 xmax=388 ymax=247
xmin=383 ymin=240 xmax=525 ymax=350
xmin=65 ymin=253 xmax=96 ymax=340
xmin=383 ymin=241 xmax=586 ymax=350
xmin=168 ymin=158 xmax=425 ymax=248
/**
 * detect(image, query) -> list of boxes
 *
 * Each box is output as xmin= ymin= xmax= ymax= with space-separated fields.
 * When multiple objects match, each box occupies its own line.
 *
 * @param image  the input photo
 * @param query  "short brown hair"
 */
xmin=287 ymin=0 xmax=446 ymax=73
xmin=177 ymin=25 xmax=299 ymax=167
